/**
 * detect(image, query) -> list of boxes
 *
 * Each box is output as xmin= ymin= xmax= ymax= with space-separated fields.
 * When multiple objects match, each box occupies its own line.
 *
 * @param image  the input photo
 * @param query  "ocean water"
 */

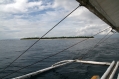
xmin=0 ymin=38 xmax=119 ymax=79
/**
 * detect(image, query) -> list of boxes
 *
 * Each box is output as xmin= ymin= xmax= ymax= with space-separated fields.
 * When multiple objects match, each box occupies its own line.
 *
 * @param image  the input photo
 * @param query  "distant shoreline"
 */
xmin=20 ymin=36 xmax=94 ymax=40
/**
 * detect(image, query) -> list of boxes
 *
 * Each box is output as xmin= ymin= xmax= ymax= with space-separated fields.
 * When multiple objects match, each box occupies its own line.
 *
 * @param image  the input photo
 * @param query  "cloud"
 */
xmin=0 ymin=0 xmax=112 ymax=39
xmin=0 ymin=0 xmax=43 ymax=13
xmin=53 ymin=0 xmax=79 ymax=10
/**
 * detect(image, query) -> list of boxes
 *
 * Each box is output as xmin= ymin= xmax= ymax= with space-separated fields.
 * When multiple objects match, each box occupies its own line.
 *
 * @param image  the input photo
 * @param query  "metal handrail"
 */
xmin=12 ymin=60 xmax=114 ymax=79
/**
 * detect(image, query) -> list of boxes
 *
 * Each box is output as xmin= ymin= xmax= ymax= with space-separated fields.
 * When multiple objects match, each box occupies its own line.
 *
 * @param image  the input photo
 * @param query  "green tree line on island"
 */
xmin=21 ymin=36 xmax=94 ymax=40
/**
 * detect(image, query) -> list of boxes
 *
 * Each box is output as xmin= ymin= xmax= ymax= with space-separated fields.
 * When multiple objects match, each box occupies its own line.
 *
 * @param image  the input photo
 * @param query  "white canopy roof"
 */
xmin=76 ymin=0 xmax=119 ymax=32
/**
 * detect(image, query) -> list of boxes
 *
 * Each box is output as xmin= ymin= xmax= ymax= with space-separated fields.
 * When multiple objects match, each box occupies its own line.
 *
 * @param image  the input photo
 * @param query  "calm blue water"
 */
xmin=0 ymin=38 xmax=119 ymax=79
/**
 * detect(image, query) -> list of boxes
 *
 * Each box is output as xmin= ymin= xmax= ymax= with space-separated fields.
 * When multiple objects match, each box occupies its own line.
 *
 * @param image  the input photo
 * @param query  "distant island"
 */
xmin=21 ymin=36 xmax=94 ymax=40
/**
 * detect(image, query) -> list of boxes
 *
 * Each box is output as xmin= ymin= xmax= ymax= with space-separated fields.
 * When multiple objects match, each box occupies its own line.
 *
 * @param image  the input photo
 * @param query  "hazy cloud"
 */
xmin=0 ymin=0 xmax=112 ymax=39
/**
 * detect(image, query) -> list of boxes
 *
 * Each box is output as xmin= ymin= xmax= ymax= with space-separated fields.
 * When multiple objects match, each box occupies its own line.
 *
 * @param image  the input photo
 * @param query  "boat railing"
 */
xmin=12 ymin=60 xmax=119 ymax=79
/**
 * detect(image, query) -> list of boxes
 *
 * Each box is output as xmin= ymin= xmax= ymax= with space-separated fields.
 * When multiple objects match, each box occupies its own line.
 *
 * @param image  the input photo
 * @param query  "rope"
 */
xmin=100 ymin=33 xmax=113 ymax=43
xmin=1 ymin=27 xmax=110 ymax=79
xmin=0 ymin=5 xmax=80 ymax=74
xmin=79 ymin=30 xmax=112 ymax=60
xmin=51 ymin=29 xmax=114 ymax=79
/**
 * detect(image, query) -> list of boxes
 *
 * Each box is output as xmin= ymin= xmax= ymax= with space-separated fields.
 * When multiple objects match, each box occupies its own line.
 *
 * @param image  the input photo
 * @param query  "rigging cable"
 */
xmin=50 ymin=29 xmax=114 ymax=79
xmin=101 ymin=33 xmax=114 ymax=43
xmin=96 ymin=30 xmax=115 ymax=47
xmin=1 ymin=27 xmax=110 ymax=79
xmin=0 ymin=5 xmax=80 ymax=74
xmin=79 ymin=29 xmax=112 ymax=60
xmin=72 ymin=32 xmax=112 ymax=59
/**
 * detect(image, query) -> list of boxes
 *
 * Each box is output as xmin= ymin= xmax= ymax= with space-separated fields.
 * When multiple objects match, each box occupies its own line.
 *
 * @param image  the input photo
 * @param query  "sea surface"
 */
xmin=0 ymin=38 xmax=119 ymax=79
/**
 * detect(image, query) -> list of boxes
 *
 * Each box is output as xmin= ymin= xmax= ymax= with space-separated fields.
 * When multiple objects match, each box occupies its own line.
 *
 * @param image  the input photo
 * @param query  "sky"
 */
xmin=0 ymin=0 xmax=118 ymax=39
